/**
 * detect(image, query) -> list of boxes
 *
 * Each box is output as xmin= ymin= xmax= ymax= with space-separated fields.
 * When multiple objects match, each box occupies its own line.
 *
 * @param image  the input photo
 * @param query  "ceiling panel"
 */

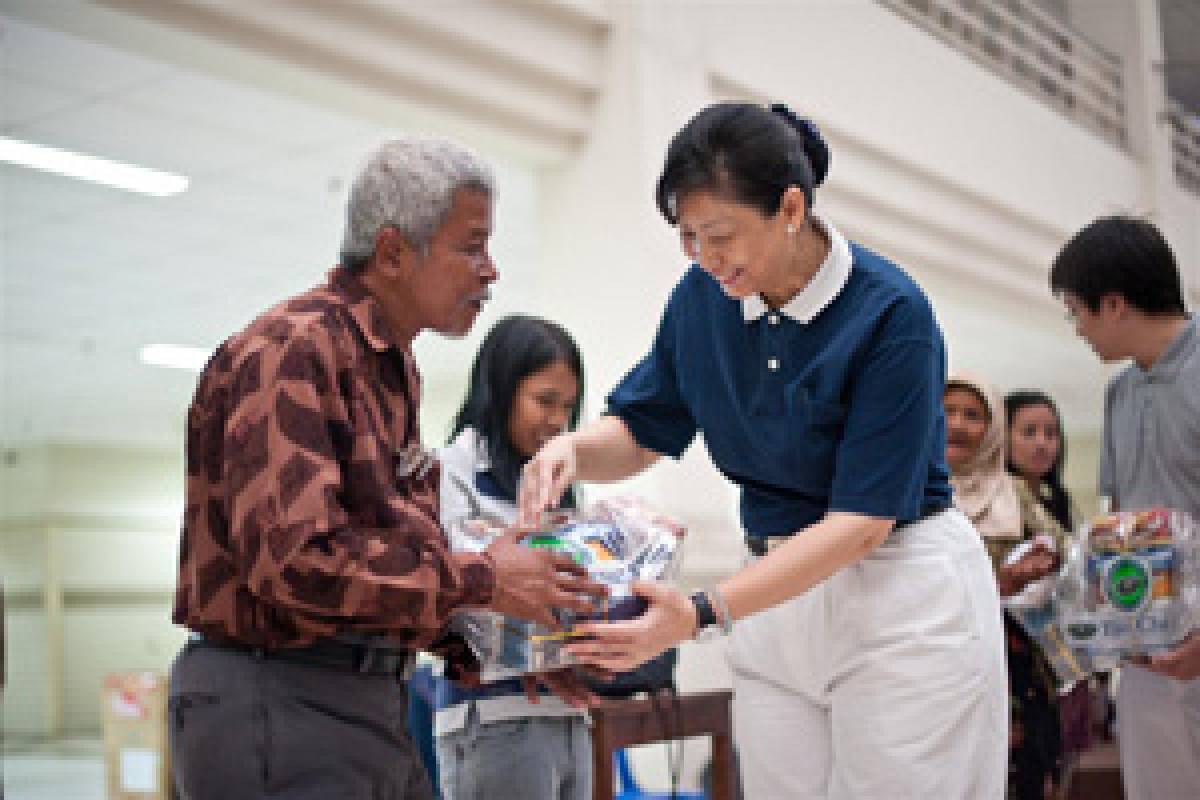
xmin=15 ymin=98 xmax=276 ymax=176
xmin=119 ymin=70 xmax=380 ymax=152
xmin=0 ymin=13 xmax=171 ymax=95
xmin=0 ymin=73 xmax=91 ymax=129
xmin=0 ymin=11 xmax=543 ymax=448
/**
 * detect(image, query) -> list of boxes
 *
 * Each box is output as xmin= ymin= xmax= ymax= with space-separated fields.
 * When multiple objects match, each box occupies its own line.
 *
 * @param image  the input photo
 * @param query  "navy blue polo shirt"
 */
xmin=607 ymin=221 xmax=952 ymax=538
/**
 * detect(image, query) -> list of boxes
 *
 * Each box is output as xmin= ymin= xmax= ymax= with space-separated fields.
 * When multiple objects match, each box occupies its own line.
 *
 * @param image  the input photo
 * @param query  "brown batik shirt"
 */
xmin=173 ymin=266 xmax=495 ymax=651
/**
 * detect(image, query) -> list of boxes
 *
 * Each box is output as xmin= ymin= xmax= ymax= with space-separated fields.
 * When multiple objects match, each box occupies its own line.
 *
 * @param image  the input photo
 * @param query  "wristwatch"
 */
xmin=690 ymin=590 xmax=726 ymax=641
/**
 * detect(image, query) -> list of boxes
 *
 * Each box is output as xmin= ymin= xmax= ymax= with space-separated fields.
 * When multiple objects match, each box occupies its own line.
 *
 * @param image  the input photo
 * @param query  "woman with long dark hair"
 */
xmin=432 ymin=314 xmax=591 ymax=800
xmin=1005 ymin=389 xmax=1096 ymax=781
xmin=1004 ymin=390 xmax=1075 ymax=532
xmin=519 ymin=103 xmax=1007 ymax=798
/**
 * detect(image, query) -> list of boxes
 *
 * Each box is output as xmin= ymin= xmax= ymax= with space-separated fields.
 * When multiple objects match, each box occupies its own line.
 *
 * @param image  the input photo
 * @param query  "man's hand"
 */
xmin=520 ymin=668 xmax=599 ymax=710
xmin=1145 ymin=631 xmax=1200 ymax=681
xmin=484 ymin=529 xmax=607 ymax=629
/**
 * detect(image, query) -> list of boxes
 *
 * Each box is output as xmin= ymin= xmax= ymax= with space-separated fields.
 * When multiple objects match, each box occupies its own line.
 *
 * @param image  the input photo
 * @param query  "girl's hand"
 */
xmin=521 ymin=668 xmax=597 ymax=709
xmin=564 ymin=581 xmax=696 ymax=672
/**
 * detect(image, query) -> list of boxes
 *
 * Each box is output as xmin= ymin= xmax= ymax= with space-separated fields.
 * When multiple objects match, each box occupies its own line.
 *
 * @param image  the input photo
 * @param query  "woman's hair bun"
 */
xmin=769 ymin=103 xmax=830 ymax=187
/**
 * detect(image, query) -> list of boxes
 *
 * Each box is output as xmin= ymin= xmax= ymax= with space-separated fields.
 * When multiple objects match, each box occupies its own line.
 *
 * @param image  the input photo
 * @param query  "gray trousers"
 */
xmin=435 ymin=709 xmax=591 ymax=800
xmin=169 ymin=641 xmax=433 ymax=800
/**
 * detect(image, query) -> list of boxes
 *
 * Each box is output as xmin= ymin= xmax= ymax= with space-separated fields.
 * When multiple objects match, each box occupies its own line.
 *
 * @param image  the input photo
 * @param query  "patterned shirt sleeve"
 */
xmin=222 ymin=327 xmax=493 ymax=648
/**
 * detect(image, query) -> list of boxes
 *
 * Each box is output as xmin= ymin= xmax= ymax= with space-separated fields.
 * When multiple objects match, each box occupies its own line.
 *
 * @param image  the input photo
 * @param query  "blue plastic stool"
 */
xmin=405 ymin=664 xmax=441 ymax=798
xmin=613 ymin=749 xmax=705 ymax=800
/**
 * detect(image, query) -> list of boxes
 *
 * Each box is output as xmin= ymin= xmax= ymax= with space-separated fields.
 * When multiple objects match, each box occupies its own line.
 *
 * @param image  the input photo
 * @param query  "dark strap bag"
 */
xmin=587 ymin=647 xmax=678 ymax=698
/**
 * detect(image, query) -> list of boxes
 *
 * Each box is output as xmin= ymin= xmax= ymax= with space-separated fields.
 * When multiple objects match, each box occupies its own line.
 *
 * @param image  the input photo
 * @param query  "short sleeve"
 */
xmin=606 ymin=303 xmax=698 ymax=459
xmin=1097 ymin=380 xmax=1118 ymax=503
xmin=829 ymin=302 xmax=944 ymax=520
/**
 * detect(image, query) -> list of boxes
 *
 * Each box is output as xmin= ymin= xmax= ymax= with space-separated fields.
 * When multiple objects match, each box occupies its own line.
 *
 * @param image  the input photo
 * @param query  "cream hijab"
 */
xmin=946 ymin=372 xmax=1023 ymax=541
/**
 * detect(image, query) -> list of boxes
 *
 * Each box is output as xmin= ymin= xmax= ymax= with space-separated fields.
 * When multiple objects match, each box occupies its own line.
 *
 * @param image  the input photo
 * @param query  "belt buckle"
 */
xmin=356 ymin=644 xmax=377 ymax=674
xmin=355 ymin=643 xmax=412 ymax=678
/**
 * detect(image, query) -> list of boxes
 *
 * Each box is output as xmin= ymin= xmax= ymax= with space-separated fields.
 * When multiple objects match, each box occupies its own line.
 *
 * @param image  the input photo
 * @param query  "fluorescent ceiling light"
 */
xmin=0 ymin=136 xmax=189 ymax=197
xmin=140 ymin=344 xmax=210 ymax=371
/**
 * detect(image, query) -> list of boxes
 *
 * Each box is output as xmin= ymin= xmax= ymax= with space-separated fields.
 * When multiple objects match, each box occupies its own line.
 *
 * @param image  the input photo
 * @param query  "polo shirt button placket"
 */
xmin=768 ymin=313 xmax=780 ymax=326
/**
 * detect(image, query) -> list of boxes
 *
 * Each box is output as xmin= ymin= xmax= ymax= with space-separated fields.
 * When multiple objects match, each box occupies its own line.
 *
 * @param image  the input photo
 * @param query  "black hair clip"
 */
xmin=769 ymin=103 xmax=829 ymax=186
xmin=769 ymin=104 xmax=820 ymax=143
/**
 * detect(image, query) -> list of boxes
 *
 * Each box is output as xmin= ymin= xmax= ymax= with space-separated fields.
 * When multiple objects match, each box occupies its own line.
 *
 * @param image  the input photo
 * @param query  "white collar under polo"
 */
xmin=741 ymin=216 xmax=853 ymax=324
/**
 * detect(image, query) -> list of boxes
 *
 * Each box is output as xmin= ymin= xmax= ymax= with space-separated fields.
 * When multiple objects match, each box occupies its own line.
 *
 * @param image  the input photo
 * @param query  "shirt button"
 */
xmin=767 ymin=357 xmax=780 ymax=371
xmin=767 ymin=313 xmax=780 ymax=325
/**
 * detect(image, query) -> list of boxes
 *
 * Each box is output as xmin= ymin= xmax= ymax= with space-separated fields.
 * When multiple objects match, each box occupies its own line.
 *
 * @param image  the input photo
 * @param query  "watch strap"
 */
xmin=690 ymin=590 xmax=718 ymax=636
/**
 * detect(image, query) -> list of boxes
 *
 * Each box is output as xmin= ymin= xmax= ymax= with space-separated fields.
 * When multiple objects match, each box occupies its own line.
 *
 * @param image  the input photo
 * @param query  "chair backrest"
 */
xmin=614 ymin=748 xmax=640 ymax=794
xmin=613 ymin=749 xmax=706 ymax=800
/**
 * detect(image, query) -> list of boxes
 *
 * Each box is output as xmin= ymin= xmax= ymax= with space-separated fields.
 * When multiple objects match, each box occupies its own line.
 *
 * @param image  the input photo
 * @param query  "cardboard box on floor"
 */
xmin=102 ymin=672 xmax=173 ymax=800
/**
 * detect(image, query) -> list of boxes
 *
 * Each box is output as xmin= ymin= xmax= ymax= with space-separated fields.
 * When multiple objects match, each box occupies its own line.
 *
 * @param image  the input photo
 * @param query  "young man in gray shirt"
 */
xmin=1051 ymin=215 xmax=1199 ymax=799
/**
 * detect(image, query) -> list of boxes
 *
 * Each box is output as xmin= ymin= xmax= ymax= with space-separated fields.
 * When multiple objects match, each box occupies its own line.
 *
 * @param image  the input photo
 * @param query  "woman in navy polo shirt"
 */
xmin=520 ymin=103 xmax=1007 ymax=798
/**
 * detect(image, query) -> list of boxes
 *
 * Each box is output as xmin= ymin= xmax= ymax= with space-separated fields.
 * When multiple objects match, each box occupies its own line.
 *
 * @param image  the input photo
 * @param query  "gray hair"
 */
xmin=339 ymin=137 xmax=494 ymax=270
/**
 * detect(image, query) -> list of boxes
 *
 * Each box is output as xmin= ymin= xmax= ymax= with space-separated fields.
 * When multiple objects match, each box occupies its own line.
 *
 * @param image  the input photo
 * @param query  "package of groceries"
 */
xmin=447 ymin=496 xmax=685 ymax=682
xmin=1004 ymin=535 xmax=1093 ymax=687
xmin=1055 ymin=508 xmax=1200 ymax=670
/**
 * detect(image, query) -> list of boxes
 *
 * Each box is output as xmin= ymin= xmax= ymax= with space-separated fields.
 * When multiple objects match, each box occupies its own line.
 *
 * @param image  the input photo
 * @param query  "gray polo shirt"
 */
xmin=1098 ymin=317 xmax=1200 ymax=517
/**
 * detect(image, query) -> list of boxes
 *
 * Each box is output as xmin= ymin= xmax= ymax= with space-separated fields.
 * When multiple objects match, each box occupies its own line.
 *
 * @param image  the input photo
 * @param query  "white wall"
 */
xmin=1 ymin=443 xmax=184 ymax=736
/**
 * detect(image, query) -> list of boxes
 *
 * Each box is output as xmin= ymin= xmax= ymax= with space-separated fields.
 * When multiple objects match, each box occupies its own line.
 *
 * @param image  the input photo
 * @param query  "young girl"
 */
xmin=433 ymin=314 xmax=592 ymax=800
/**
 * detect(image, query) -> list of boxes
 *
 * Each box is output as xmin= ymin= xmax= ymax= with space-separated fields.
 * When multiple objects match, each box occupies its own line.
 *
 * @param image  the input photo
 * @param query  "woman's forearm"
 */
xmin=717 ymin=512 xmax=893 ymax=622
xmin=571 ymin=415 xmax=660 ymax=482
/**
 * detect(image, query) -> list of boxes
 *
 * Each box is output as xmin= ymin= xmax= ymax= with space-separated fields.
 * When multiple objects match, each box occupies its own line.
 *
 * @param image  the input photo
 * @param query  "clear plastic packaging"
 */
xmin=1004 ymin=535 xmax=1094 ymax=687
xmin=447 ymin=496 xmax=685 ymax=682
xmin=1055 ymin=508 xmax=1200 ymax=671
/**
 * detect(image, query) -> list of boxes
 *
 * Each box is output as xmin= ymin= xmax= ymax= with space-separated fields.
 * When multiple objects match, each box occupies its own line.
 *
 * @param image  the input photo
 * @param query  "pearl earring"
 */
xmin=786 ymin=224 xmax=796 ymax=235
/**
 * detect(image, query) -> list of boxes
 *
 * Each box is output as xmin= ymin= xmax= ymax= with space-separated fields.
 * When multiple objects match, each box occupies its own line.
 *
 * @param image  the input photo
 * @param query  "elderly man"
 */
xmin=167 ymin=138 xmax=602 ymax=799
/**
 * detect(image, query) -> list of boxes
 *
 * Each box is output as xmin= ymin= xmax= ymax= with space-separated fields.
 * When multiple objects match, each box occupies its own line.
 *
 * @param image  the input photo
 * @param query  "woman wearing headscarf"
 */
xmin=945 ymin=372 xmax=1065 ymax=800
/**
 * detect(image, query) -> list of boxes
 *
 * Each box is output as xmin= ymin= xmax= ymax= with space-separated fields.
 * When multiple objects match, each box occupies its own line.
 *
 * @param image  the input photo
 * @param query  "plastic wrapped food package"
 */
xmin=1004 ymin=535 xmax=1094 ymax=688
xmin=447 ymin=496 xmax=685 ymax=682
xmin=1055 ymin=508 xmax=1200 ymax=671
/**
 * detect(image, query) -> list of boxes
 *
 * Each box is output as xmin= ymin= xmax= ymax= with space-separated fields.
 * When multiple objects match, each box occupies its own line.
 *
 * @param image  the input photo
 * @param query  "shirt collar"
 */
xmin=329 ymin=265 xmax=403 ymax=353
xmin=1143 ymin=315 xmax=1196 ymax=381
xmin=741 ymin=216 xmax=853 ymax=324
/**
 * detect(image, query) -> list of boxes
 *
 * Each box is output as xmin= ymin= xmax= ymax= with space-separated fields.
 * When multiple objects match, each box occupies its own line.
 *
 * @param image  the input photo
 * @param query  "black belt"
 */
xmin=746 ymin=503 xmax=952 ymax=557
xmin=191 ymin=635 xmax=414 ymax=679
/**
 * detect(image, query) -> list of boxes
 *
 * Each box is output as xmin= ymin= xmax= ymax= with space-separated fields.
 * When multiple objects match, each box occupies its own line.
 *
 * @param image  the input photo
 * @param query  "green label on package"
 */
xmin=1104 ymin=557 xmax=1150 ymax=612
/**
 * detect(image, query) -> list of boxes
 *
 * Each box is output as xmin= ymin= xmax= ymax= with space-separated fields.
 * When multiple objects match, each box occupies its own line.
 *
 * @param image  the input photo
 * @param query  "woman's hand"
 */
xmin=997 ymin=543 xmax=1057 ymax=597
xmin=518 ymin=433 xmax=578 ymax=525
xmin=564 ymin=581 xmax=696 ymax=672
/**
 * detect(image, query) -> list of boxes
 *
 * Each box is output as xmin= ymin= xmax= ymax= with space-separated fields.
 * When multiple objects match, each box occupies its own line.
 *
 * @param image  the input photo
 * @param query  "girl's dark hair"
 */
xmin=655 ymin=103 xmax=831 ymax=225
xmin=450 ymin=314 xmax=584 ymax=505
xmin=1004 ymin=390 xmax=1074 ymax=531
xmin=1049 ymin=215 xmax=1185 ymax=314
